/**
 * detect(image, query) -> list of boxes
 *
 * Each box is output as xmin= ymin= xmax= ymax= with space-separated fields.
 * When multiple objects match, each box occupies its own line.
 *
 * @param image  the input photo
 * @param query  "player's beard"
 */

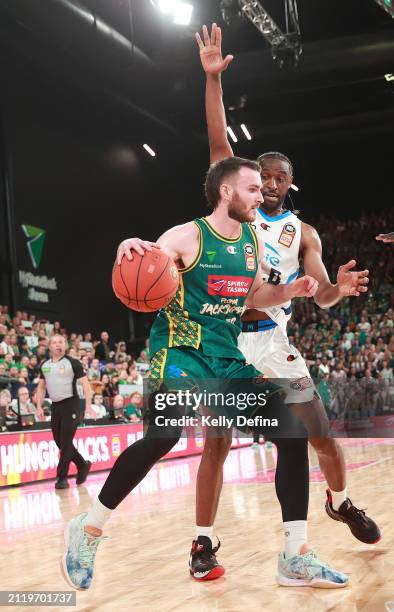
xmin=228 ymin=192 xmax=253 ymax=223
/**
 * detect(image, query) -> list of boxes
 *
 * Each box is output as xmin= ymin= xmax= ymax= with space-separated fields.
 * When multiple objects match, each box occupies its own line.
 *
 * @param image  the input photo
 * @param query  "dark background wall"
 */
xmin=0 ymin=0 xmax=393 ymax=339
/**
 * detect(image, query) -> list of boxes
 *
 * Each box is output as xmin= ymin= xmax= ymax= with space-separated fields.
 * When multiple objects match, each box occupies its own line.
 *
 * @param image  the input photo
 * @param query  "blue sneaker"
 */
xmin=61 ymin=513 xmax=106 ymax=590
xmin=277 ymin=550 xmax=349 ymax=588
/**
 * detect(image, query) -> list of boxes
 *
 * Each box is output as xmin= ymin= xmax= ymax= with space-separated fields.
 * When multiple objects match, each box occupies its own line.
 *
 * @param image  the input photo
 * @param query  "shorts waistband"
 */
xmin=241 ymin=305 xmax=292 ymax=333
xmin=51 ymin=396 xmax=78 ymax=406
xmin=241 ymin=319 xmax=278 ymax=333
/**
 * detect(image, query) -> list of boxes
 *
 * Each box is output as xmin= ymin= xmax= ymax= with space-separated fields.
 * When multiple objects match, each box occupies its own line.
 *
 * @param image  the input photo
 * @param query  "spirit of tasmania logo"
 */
xmin=207 ymin=275 xmax=253 ymax=297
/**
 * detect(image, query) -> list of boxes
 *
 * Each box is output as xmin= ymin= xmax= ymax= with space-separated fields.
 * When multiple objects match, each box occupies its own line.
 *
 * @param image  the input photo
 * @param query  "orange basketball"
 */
xmin=112 ymin=248 xmax=179 ymax=312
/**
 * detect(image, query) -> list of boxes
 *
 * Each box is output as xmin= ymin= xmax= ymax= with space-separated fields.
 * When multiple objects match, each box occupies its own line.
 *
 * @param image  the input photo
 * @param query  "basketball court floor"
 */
xmin=1 ymin=439 xmax=393 ymax=612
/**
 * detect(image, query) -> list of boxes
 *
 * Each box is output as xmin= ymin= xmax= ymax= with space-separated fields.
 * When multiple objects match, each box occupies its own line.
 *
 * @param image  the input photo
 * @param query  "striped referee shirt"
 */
xmin=39 ymin=355 xmax=85 ymax=402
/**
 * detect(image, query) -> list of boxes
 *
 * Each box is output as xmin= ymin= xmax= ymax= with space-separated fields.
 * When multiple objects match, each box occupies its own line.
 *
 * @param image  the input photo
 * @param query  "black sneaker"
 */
xmin=55 ymin=478 xmax=69 ymax=490
xmin=189 ymin=536 xmax=225 ymax=581
xmin=325 ymin=489 xmax=381 ymax=544
xmin=76 ymin=461 xmax=92 ymax=485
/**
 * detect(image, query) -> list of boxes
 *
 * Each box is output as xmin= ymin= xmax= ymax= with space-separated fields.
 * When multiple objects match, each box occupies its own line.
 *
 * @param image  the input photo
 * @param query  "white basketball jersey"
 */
xmin=249 ymin=208 xmax=301 ymax=331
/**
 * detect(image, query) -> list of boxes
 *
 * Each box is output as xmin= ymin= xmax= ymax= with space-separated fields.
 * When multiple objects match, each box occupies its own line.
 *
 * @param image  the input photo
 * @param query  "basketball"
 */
xmin=112 ymin=248 xmax=179 ymax=312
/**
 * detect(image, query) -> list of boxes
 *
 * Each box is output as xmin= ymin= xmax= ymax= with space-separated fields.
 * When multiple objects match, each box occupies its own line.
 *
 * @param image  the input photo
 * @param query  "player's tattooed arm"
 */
xmin=301 ymin=222 xmax=369 ymax=308
xmin=196 ymin=23 xmax=234 ymax=164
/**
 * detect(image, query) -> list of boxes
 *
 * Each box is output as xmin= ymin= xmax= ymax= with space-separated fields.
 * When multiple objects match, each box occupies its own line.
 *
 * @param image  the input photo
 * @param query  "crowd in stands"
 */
xmin=0 ymin=211 xmax=392 ymax=429
xmin=0 ymin=311 xmax=147 ymax=430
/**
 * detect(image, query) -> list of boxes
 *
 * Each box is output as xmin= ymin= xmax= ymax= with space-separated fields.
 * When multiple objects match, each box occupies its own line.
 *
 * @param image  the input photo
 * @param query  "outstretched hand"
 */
xmin=376 ymin=232 xmax=394 ymax=243
xmin=337 ymin=260 xmax=369 ymax=297
xmin=195 ymin=23 xmax=234 ymax=75
xmin=290 ymin=275 xmax=319 ymax=299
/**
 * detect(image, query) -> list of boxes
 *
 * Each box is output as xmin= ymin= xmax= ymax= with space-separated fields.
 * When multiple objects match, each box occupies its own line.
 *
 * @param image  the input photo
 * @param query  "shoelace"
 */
xmin=79 ymin=534 xmax=105 ymax=568
xmin=193 ymin=538 xmax=221 ymax=560
xmin=299 ymin=550 xmax=332 ymax=578
xmin=345 ymin=502 xmax=369 ymax=525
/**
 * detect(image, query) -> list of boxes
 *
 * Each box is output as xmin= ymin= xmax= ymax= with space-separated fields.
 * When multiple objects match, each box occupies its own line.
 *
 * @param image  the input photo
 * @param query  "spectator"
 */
xmin=10 ymin=386 xmax=37 ymax=419
xmin=125 ymin=392 xmax=142 ymax=422
xmin=87 ymin=394 xmax=107 ymax=420
xmin=115 ymin=341 xmax=128 ymax=362
xmin=112 ymin=394 xmax=125 ymax=412
xmin=380 ymin=360 xmax=393 ymax=384
xmin=0 ymin=333 xmax=14 ymax=356
xmin=88 ymin=358 xmax=101 ymax=381
xmin=101 ymin=373 xmax=117 ymax=399
xmin=0 ymin=389 xmax=15 ymax=427
xmin=318 ymin=356 xmax=330 ymax=379
xmin=118 ymin=371 xmax=129 ymax=385
xmin=128 ymin=366 xmax=143 ymax=385
xmin=0 ymin=389 xmax=12 ymax=424
xmin=137 ymin=349 xmax=149 ymax=364
xmin=95 ymin=331 xmax=115 ymax=362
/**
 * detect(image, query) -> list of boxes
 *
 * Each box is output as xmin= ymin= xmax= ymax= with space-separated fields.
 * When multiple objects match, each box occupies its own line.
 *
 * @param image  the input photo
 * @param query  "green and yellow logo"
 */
xmin=21 ymin=225 xmax=46 ymax=269
xmin=206 ymin=251 xmax=216 ymax=263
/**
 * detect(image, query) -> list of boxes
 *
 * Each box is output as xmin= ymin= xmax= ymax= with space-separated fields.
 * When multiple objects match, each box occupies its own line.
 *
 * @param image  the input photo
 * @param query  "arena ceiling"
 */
xmin=1 ymin=0 xmax=394 ymax=144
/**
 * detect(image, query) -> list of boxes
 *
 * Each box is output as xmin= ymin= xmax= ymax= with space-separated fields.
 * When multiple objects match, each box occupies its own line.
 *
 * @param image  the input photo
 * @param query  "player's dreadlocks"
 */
xmin=257 ymin=151 xmax=299 ymax=214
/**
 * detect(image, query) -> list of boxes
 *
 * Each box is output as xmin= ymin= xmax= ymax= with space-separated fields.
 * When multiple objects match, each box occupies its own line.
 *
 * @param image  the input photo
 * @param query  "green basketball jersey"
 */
xmin=149 ymin=217 xmax=259 ymax=359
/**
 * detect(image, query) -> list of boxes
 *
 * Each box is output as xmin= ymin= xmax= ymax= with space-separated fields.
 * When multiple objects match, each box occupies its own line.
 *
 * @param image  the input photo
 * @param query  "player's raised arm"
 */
xmin=196 ymin=23 xmax=234 ymax=164
xmin=301 ymin=222 xmax=369 ymax=308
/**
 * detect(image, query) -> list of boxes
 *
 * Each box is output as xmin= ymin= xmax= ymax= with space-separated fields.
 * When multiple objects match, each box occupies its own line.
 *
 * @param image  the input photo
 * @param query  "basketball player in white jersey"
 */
xmin=189 ymin=24 xmax=380 ymax=586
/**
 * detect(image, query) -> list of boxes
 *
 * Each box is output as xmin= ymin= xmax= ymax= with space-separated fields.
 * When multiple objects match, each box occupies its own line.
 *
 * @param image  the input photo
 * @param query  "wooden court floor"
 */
xmin=0 ymin=438 xmax=393 ymax=612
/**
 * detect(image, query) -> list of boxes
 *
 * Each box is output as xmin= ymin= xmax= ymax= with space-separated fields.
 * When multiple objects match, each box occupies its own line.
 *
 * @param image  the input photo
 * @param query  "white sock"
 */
xmin=196 ymin=525 xmax=214 ymax=546
xmin=330 ymin=488 xmax=347 ymax=511
xmin=82 ymin=498 xmax=112 ymax=531
xmin=283 ymin=520 xmax=307 ymax=558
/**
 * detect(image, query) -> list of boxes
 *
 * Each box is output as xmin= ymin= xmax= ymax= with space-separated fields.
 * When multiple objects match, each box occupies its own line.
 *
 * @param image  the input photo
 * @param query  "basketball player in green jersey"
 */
xmin=62 ymin=156 xmax=337 ymax=591
xmin=190 ymin=23 xmax=378 ymax=586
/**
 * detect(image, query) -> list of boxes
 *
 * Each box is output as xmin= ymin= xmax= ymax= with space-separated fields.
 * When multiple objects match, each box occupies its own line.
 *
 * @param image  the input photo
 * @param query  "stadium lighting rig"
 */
xmin=152 ymin=1 xmax=194 ymax=25
xmin=374 ymin=0 xmax=394 ymax=18
xmin=235 ymin=0 xmax=302 ymax=68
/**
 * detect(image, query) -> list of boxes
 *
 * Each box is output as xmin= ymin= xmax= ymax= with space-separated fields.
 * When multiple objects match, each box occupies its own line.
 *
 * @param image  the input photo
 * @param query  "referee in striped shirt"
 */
xmin=36 ymin=335 xmax=92 ymax=489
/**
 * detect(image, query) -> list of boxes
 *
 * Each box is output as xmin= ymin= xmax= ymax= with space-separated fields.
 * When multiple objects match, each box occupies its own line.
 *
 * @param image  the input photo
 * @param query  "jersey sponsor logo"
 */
xmin=278 ymin=223 xmax=296 ymax=248
xmin=200 ymin=298 xmax=245 ymax=317
xmin=244 ymin=243 xmax=256 ymax=271
xmin=227 ymin=246 xmax=237 ymax=255
xmin=168 ymin=365 xmax=188 ymax=378
xmin=207 ymin=275 xmax=253 ymax=297
xmin=199 ymin=263 xmax=222 ymax=269
xmin=264 ymin=243 xmax=281 ymax=268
